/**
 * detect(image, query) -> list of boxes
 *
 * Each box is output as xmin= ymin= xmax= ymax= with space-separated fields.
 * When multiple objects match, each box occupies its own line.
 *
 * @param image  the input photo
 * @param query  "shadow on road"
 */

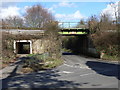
xmin=2 ymin=56 xmax=81 ymax=89
xmin=86 ymin=61 xmax=120 ymax=80
xmin=2 ymin=60 xmax=22 ymax=89
xmin=2 ymin=70 xmax=80 ymax=89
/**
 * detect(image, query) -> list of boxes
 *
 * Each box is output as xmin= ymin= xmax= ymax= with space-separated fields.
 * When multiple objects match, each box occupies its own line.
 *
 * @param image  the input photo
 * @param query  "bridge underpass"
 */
xmin=58 ymin=22 xmax=99 ymax=57
xmin=61 ymin=35 xmax=89 ymax=55
xmin=58 ymin=23 xmax=89 ymax=55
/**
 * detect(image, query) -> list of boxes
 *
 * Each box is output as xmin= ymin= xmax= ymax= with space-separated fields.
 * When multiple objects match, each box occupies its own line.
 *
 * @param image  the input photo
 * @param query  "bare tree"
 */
xmin=44 ymin=21 xmax=61 ymax=59
xmin=24 ymin=4 xmax=54 ymax=29
xmin=87 ymin=14 xmax=118 ymax=58
xmin=76 ymin=19 xmax=87 ymax=28
xmin=2 ymin=16 xmax=23 ymax=29
xmin=99 ymin=13 xmax=114 ymax=30
xmin=118 ymin=2 xmax=120 ymax=24
xmin=87 ymin=14 xmax=117 ymax=34
xmin=109 ymin=2 xmax=119 ymax=24
xmin=87 ymin=15 xmax=100 ymax=34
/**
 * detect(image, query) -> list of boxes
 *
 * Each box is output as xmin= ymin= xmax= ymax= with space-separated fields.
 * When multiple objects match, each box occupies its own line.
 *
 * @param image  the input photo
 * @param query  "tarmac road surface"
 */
xmin=1 ymin=54 xmax=120 ymax=89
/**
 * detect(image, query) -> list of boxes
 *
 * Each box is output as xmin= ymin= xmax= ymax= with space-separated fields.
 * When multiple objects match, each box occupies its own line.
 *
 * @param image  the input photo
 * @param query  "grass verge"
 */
xmin=102 ymin=54 xmax=119 ymax=61
xmin=21 ymin=54 xmax=63 ymax=73
xmin=42 ymin=57 xmax=63 ymax=69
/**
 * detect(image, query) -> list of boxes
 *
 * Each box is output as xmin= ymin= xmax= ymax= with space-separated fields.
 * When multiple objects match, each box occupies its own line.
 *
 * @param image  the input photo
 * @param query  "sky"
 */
xmin=0 ymin=1 xmax=119 ymax=22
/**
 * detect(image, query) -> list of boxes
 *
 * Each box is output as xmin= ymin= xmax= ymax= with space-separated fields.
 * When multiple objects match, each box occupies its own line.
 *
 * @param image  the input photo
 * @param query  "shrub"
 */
xmin=23 ymin=56 xmax=44 ymax=71
xmin=23 ymin=54 xmax=63 ymax=72
xmin=42 ymin=57 xmax=63 ymax=69
xmin=91 ymin=32 xmax=118 ymax=57
xmin=2 ymin=32 xmax=16 ymax=63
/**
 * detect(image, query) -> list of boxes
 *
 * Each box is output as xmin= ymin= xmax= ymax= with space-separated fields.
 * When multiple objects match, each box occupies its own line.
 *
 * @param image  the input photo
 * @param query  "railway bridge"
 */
xmin=58 ymin=22 xmax=91 ymax=56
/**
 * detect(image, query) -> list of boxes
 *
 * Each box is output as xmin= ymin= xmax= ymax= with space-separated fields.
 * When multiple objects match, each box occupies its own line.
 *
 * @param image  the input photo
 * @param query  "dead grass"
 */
xmin=1 ymin=59 xmax=17 ymax=69
xmin=102 ymin=54 xmax=119 ymax=61
xmin=21 ymin=54 xmax=63 ymax=73
xmin=21 ymin=67 xmax=34 ymax=74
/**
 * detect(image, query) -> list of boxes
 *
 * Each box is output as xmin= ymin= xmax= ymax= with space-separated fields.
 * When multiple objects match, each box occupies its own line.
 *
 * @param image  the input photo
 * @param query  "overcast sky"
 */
xmin=0 ymin=1 xmax=119 ymax=22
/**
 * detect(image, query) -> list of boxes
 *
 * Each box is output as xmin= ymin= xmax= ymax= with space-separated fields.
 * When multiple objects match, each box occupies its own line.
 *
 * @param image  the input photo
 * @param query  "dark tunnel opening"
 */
xmin=62 ymin=35 xmax=88 ymax=55
xmin=16 ymin=42 xmax=30 ymax=54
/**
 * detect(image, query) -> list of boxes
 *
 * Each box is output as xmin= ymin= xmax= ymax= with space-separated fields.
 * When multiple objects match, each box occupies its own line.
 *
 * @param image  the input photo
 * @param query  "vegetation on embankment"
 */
xmin=77 ymin=13 xmax=119 ymax=61
xmin=1 ymin=32 xmax=16 ymax=69
xmin=21 ymin=54 xmax=63 ymax=73
xmin=87 ymin=15 xmax=119 ymax=61
xmin=63 ymin=16 xmax=119 ymax=61
xmin=91 ymin=32 xmax=119 ymax=61
xmin=1 ymin=4 xmax=61 ymax=69
xmin=102 ymin=54 xmax=119 ymax=61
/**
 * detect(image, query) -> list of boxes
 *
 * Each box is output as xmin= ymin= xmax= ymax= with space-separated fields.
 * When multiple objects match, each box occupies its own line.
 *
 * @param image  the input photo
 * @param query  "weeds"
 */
xmin=102 ymin=54 xmax=119 ymax=61
xmin=22 ymin=54 xmax=63 ymax=73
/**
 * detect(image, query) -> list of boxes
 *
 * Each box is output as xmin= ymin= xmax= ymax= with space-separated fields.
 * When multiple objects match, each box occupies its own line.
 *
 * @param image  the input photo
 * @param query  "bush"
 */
xmin=91 ymin=32 xmax=118 ymax=58
xmin=2 ymin=32 xmax=16 ymax=63
xmin=23 ymin=56 xmax=44 ymax=71
xmin=21 ymin=67 xmax=34 ymax=73
xmin=102 ymin=54 xmax=118 ymax=61
xmin=43 ymin=57 xmax=63 ymax=69
xmin=23 ymin=54 xmax=63 ymax=72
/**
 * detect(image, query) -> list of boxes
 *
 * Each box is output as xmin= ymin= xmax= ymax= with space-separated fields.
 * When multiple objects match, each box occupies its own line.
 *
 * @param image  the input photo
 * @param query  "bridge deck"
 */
xmin=59 ymin=28 xmax=89 ymax=35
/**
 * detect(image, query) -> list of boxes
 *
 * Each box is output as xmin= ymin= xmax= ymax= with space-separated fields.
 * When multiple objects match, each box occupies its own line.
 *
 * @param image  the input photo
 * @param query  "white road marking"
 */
xmin=64 ymin=64 xmax=74 ymax=67
xmin=62 ymin=71 xmax=73 ymax=74
xmin=58 ymin=71 xmax=73 ymax=74
xmin=64 ymin=63 xmax=90 ymax=69
xmin=80 ymin=72 xmax=96 ymax=76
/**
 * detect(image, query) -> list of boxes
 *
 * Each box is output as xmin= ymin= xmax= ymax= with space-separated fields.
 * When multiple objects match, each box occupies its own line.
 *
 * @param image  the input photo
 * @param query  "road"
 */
xmin=1 ymin=55 xmax=120 ymax=89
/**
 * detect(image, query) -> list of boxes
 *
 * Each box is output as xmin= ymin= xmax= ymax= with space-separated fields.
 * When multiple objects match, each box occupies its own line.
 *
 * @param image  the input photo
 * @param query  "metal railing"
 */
xmin=58 ymin=22 xmax=86 ymax=29
xmin=58 ymin=22 xmax=77 ymax=28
